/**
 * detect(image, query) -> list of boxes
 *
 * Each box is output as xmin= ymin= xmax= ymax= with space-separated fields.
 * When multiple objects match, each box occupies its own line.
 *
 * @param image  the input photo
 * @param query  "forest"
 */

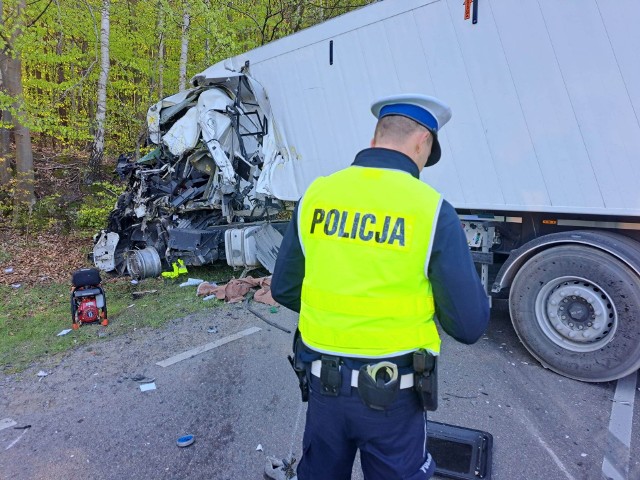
xmin=0 ymin=0 xmax=375 ymax=230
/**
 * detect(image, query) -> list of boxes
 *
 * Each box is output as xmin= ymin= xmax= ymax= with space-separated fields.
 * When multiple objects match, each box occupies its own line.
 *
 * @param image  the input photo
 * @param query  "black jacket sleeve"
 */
xmin=428 ymin=200 xmax=490 ymax=344
xmin=271 ymin=204 xmax=305 ymax=312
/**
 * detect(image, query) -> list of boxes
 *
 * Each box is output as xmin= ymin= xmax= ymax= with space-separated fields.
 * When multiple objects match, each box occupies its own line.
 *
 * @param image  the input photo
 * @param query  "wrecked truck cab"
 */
xmin=93 ymin=65 xmax=288 ymax=278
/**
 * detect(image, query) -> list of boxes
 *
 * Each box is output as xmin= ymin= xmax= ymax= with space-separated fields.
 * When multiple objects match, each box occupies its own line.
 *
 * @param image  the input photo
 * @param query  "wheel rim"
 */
xmin=534 ymin=276 xmax=618 ymax=352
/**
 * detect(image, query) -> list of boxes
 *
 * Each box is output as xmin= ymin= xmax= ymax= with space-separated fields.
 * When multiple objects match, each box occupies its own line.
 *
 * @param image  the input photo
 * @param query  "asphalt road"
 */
xmin=1 ymin=302 xmax=638 ymax=480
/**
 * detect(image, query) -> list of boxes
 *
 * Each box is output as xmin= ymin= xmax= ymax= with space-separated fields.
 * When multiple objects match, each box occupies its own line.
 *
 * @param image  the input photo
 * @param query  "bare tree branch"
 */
xmin=25 ymin=0 xmax=53 ymax=29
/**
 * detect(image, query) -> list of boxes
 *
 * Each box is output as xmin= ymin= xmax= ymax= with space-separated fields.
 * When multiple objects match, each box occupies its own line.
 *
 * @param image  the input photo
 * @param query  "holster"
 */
xmin=357 ymin=362 xmax=400 ymax=411
xmin=413 ymin=350 xmax=438 ymax=411
xmin=287 ymin=330 xmax=309 ymax=402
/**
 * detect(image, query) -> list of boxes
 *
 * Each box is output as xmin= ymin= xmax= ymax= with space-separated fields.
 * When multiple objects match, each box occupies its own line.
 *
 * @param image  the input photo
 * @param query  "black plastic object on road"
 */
xmin=427 ymin=421 xmax=493 ymax=479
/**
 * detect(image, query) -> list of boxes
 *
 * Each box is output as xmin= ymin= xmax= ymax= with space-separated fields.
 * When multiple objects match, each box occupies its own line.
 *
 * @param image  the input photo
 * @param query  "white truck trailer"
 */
xmin=96 ymin=0 xmax=640 ymax=382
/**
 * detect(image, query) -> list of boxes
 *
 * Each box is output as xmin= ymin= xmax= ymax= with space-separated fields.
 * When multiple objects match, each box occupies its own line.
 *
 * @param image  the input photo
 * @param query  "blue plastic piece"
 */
xmin=177 ymin=435 xmax=195 ymax=447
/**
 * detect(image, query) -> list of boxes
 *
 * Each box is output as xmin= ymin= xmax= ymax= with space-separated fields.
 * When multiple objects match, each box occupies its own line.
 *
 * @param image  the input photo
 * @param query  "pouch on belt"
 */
xmin=357 ymin=361 xmax=400 ymax=411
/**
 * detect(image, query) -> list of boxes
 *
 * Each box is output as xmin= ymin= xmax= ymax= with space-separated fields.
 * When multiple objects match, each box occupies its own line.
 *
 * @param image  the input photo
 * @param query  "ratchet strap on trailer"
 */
xmin=428 ymin=421 xmax=493 ymax=479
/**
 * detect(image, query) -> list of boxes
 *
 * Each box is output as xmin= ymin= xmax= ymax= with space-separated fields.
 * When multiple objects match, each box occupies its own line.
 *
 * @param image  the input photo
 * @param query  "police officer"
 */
xmin=271 ymin=94 xmax=490 ymax=480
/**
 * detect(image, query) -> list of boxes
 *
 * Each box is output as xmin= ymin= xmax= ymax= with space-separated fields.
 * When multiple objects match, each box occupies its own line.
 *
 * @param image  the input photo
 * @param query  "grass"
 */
xmin=0 ymin=264 xmax=241 ymax=373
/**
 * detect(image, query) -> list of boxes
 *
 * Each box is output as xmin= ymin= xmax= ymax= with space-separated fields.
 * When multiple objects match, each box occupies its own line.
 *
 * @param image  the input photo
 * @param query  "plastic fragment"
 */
xmin=37 ymin=371 xmax=48 ymax=377
xmin=57 ymin=329 xmax=72 ymax=337
xmin=180 ymin=278 xmax=204 ymax=287
xmin=177 ymin=435 xmax=195 ymax=447
xmin=140 ymin=382 xmax=156 ymax=392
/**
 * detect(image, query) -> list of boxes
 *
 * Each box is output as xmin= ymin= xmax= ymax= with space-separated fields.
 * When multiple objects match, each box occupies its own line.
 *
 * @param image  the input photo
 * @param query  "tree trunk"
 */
xmin=157 ymin=2 xmax=164 ymax=99
xmin=178 ymin=4 xmax=190 ymax=92
xmin=56 ymin=33 xmax=66 ymax=125
xmin=0 ymin=0 xmax=35 ymax=217
xmin=0 ymin=53 xmax=35 ymax=217
xmin=0 ymin=66 xmax=11 ymax=186
xmin=87 ymin=0 xmax=111 ymax=183
xmin=0 ymin=109 xmax=11 ymax=185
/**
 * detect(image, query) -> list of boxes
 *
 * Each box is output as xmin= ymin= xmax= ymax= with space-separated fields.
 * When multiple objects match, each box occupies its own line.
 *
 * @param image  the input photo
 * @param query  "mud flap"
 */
xmin=427 ymin=421 xmax=493 ymax=479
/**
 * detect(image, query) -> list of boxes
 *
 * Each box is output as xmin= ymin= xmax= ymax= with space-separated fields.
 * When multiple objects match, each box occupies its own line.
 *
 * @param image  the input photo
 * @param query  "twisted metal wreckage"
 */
xmin=92 ymin=66 xmax=289 ymax=279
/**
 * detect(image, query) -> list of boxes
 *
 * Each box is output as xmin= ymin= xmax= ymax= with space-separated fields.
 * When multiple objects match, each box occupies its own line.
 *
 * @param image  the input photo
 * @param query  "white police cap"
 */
xmin=371 ymin=94 xmax=452 ymax=167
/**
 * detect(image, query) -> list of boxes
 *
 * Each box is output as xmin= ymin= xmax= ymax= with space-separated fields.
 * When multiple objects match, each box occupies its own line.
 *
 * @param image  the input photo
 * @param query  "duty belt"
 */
xmin=310 ymin=359 xmax=414 ymax=389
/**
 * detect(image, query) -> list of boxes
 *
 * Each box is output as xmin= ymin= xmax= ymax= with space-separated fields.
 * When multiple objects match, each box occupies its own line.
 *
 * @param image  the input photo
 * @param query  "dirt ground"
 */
xmin=0 ymin=230 xmax=93 ymax=287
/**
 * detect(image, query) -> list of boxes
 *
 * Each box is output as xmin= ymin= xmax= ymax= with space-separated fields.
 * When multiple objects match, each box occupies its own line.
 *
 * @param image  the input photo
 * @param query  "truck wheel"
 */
xmin=509 ymin=244 xmax=640 ymax=382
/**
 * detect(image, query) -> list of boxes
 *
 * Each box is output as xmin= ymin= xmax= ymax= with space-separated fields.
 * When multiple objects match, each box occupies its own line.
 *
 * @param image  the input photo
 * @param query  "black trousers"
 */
xmin=296 ymin=368 xmax=435 ymax=480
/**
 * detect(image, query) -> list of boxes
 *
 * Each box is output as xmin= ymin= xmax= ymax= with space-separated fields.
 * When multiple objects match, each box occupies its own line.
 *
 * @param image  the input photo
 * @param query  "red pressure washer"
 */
xmin=70 ymin=268 xmax=108 ymax=330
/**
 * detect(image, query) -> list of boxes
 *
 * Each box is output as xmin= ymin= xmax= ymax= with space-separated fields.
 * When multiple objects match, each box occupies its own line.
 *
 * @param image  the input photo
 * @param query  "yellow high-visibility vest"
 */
xmin=298 ymin=165 xmax=443 ymax=357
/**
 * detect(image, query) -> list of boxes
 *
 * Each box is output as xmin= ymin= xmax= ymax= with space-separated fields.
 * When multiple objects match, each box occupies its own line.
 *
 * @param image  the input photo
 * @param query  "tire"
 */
xmin=509 ymin=244 xmax=640 ymax=382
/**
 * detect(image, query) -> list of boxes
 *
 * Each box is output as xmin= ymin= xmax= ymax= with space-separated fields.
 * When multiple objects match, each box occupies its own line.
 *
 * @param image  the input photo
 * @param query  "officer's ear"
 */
xmin=415 ymin=130 xmax=431 ymax=155
xmin=370 ymin=137 xmax=376 ymax=148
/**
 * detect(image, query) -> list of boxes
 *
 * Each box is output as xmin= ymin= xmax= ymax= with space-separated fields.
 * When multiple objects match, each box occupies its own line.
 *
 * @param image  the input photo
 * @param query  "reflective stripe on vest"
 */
xmin=298 ymin=165 xmax=442 ymax=357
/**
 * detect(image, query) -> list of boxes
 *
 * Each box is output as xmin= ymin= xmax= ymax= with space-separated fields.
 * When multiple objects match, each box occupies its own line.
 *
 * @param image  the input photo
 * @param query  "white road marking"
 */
xmin=602 ymin=371 xmax=638 ymax=480
xmin=156 ymin=327 xmax=261 ymax=367
xmin=0 ymin=418 xmax=17 ymax=432
xmin=519 ymin=415 xmax=577 ymax=480
xmin=5 ymin=428 xmax=28 ymax=450
xmin=288 ymin=402 xmax=305 ymax=458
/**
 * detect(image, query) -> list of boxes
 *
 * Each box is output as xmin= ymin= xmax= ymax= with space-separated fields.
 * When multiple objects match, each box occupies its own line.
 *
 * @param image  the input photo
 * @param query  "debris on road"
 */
xmin=57 ymin=329 xmax=72 ymax=337
xmin=244 ymin=292 xmax=291 ymax=334
xmin=197 ymin=276 xmax=276 ymax=305
xmin=36 ymin=371 xmax=48 ymax=377
xmin=176 ymin=435 xmax=195 ymax=448
xmin=131 ymin=289 xmax=158 ymax=299
xmin=0 ymin=418 xmax=17 ymax=432
xmin=207 ymin=326 xmax=218 ymax=334
xmin=444 ymin=392 xmax=478 ymax=399
xmin=265 ymin=455 xmax=297 ymax=480
xmin=180 ymin=278 xmax=204 ymax=287
xmin=139 ymin=382 xmax=157 ymax=392
xmin=161 ymin=259 xmax=188 ymax=280
xmin=256 ymin=444 xmax=263 ymax=452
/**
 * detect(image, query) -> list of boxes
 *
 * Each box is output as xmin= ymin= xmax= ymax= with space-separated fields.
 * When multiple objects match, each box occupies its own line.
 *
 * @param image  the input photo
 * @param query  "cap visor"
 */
xmin=426 ymin=134 xmax=441 ymax=167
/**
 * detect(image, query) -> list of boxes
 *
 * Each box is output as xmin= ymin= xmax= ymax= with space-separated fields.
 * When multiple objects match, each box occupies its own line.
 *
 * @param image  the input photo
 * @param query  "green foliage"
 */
xmin=28 ymin=193 xmax=63 ymax=230
xmin=0 ymin=0 xmax=375 ymax=159
xmin=75 ymin=181 xmax=125 ymax=230
xmin=5 ymin=189 xmax=68 ymax=233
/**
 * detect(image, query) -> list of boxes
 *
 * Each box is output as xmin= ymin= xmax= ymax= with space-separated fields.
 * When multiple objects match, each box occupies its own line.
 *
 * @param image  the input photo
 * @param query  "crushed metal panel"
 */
xmin=163 ymin=107 xmax=201 ymax=156
xmin=168 ymin=228 xmax=225 ymax=265
xmin=253 ymin=223 xmax=283 ymax=274
xmin=94 ymin=72 xmax=290 ymax=276
xmin=93 ymin=231 xmax=120 ymax=272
